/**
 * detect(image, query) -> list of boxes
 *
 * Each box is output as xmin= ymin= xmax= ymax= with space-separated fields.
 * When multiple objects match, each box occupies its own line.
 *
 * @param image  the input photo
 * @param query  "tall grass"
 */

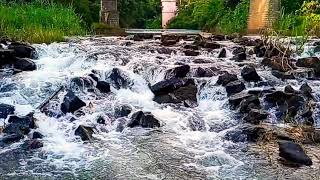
xmin=0 ymin=1 xmax=86 ymax=43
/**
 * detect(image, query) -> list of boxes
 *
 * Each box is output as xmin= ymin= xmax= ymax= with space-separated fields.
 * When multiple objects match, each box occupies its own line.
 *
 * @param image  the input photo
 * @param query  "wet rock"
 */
xmin=232 ymin=46 xmax=246 ymax=55
xmin=8 ymin=43 xmax=37 ymax=59
xmin=184 ymin=44 xmax=199 ymax=50
xmin=96 ymin=116 xmax=106 ymax=124
xmin=193 ymin=67 xmax=214 ymax=77
xmin=114 ymin=104 xmax=132 ymax=118
xmin=128 ymin=111 xmax=161 ymax=128
xmin=96 ymin=81 xmax=111 ymax=93
xmin=162 ymin=40 xmax=177 ymax=46
xmin=271 ymin=70 xmax=295 ymax=80
xmin=70 ymin=76 xmax=95 ymax=91
xmin=106 ymin=68 xmax=131 ymax=90
xmin=115 ymin=117 xmax=129 ymax=132
xmin=231 ymin=52 xmax=246 ymax=61
xmin=0 ymin=103 xmax=15 ymax=119
xmin=3 ymin=115 xmax=35 ymax=135
xmin=183 ymin=99 xmax=198 ymax=108
xmin=241 ymin=66 xmax=261 ymax=82
xmin=217 ymin=72 xmax=238 ymax=86
xmin=229 ymin=92 xmax=253 ymax=108
xmin=203 ymin=42 xmax=221 ymax=49
xmin=0 ymin=49 xmax=15 ymax=65
xmin=210 ymin=34 xmax=226 ymax=41
xmin=188 ymin=116 xmax=206 ymax=131
xmin=225 ymin=125 xmax=268 ymax=142
xmin=165 ymin=65 xmax=190 ymax=79
xmin=75 ymin=125 xmax=94 ymax=141
xmin=88 ymin=73 xmax=99 ymax=82
xmin=225 ymin=80 xmax=245 ymax=96
xmin=161 ymin=34 xmax=179 ymax=46
xmin=21 ymin=139 xmax=43 ymax=150
xmin=262 ymin=57 xmax=294 ymax=72
xmin=151 ymin=78 xmax=186 ymax=96
xmin=218 ymin=48 xmax=227 ymax=58
xmin=278 ymin=140 xmax=312 ymax=166
xmin=238 ymin=95 xmax=260 ymax=113
xmin=60 ymin=91 xmax=86 ymax=114
xmin=300 ymin=83 xmax=312 ymax=98
xmin=296 ymin=57 xmax=320 ymax=75
xmin=156 ymin=47 xmax=176 ymax=55
xmin=8 ymin=115 xmax=35 ymax=129
xmin=32 ymin=131 xmax=44 ymax=139
xmin=184 ymin=49 xmax=200 ymax=56
xmin=13 ymin=58 xmax=36 ymax=71
xmin=0 ymin=134 xmax=24 ymax=144
xmin=243 ymin=109 xmax=268 ymax=124
xmin=284 ymin=85 xmax=296 ymax=94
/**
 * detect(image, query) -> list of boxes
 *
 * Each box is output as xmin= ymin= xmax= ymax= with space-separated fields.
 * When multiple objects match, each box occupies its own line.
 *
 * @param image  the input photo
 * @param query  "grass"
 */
xmin=0 ymin=1 xmax=86 ymax=43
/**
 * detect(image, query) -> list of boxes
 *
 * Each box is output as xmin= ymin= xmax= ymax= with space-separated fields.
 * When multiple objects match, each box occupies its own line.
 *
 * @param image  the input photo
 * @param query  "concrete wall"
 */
xmin=161 ymin=0 xmax=177 ymax=28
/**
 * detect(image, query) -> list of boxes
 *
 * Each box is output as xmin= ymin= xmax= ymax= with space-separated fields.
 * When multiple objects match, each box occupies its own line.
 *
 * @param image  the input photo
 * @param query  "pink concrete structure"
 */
xmin=161 ymin=0 xmax=177 ymax=28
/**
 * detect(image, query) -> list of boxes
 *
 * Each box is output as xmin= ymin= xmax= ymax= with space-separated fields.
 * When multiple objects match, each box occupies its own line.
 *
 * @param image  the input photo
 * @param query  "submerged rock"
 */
xmin=60 ymin=91 xmax=86 ymax=114
xmin=278 ymin=140 xmax=312 ymax=166
xmin=114 ymin=104 xmax=132 ymax=118
xmin=241 ymin=66 xmax=261 ymax=82
xmin=75 ymin=125 xmax=94 ymax=141
xmin=21 ymin=139 xmax=43 ymax=150
xmin=96 ymin=81 xmax=111 ymax=93
xmin=128 ymin=111 xmax=161 ymax=128
xmin=106 ymin=68 xmax=132 ymax=89
xmin=0 ymin=134 xmax=24 ymax=144
xmin=0 ymin=103 xmax=15 ymax=119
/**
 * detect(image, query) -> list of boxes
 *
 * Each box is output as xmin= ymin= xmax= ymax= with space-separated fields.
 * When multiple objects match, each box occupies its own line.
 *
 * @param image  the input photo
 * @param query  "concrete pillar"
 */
xmin=247 ymin=0 xmax=280 ymax=33
xmin=161 ymin=0 xmax=177 ymax=28
xmin=101 ymin=0 xmax=119 ymax=27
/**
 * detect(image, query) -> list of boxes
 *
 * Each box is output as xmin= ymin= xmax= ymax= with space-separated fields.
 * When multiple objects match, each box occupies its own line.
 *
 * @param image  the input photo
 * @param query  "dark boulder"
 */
xmin=217 ymin=72 xmax=238 ymax=86
xmin=151 ymin=78 xmax=186 ymax=96
xmin=60 ymin=91 xmax=86 ymax=114
xmin=75 ymin=125 xmax=94 ymax=141
xmin=96 ymin=81 xmax=111 ymax=93
xmin=13 ymin=58 xmax=36 ymax=71
xmin=210 ymin=34 xmax=226 ymax=41
xmin=225 ymin=80 xmax=245 ymax=96
xmin=284 ymin=85 xmax=296 ymax=94
xmin=203 ymin=42 xmax=221 ymax=49
xmin=184 ymin=50 xmax=200 ymax=56
xmin=70 ymin=76 xmax=95 ymax=91
xmin=262 ymin=57 xmax=294 ymax=72
xmin=278 ymin=140 xmax=312 ymax=166
xmin=88 ymin=73 xmax=99 ymax=82
xmin=115 ymin=117 xmax=129 ymax=132
xmin=3 ymin=115 xmax=35 ymax=135
xmin=8 ymin=43 xmax=37 ymax=59
xmin=296 ymin=57 xmax=320 ymax=68
xmin=193 ymin=67 xmax=214 ymax=77
xmin=0 ymin=103 xmax=15 ymax=119
xmin=0 ymin=134 xmax=24 ymax=144
xmin=96 ymin=116 xmax=106 ymax=124
xmin=106 ymin=68 xmax=131 ymax=89
xmin=243 ymin=109 xmax=268 ymax=124
xmin=225 ymin=125 xmax=268 ymax=143
xmin=238 ymin=95 xmax=260 ymax=113
xmin=156 ymin=47 xmax=176 ymax=55
xmin=229 ymin=92 xmax=254 ymax=108
xmin=231 ymin=52 xmax=246 ymax=61
xmin=218 ymin=48 xmax=227 ymax=58
xmin=0 ymin=49 xmax=15 ymax=65
xmin=114 ymin=104 xmax=132 ymax=118
xmin=21 ymin=139 xmax=43 ymax=150
xmin=8 ymin=115 xmax=35 ymax=129
xmin=32 ymin=131 xmax=44 ymax=139
xmin=232 ymin=46 xmax=246 ymax=55
xmin=161 ymin=34 xmax=179 ymax=46
xmin=241 ymin=66 xmax=261 ymax=82
xmin=162 ymin=40 xmax=177 ymax=46
xmin=188 ymin=116 xmax=206 ymax=131
xmin=184 ymin=44 xmax=199 ymax=50
xmin=271 ymin=70 xmax=295 ymax=80
xmin=128 ymin=111 xmax=161 ymax=128
xmin=165 ymin=65 xmax=190 ymax=79
xmin=300 ymin=83 xmax=313 ymax=98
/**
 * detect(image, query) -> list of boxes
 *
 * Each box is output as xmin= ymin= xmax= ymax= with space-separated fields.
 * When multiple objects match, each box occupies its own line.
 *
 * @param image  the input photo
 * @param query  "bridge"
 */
xmin=100 ymin=0 xmax=281 ymax=33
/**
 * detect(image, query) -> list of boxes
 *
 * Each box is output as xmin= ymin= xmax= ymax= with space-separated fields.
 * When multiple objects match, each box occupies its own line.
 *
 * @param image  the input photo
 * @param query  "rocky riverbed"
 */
xmin=0 ymin=34 xmax=320 ymax=179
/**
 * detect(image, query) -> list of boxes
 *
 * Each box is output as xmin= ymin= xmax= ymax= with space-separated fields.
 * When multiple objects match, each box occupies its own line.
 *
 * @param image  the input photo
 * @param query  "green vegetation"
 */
xmin=168 ymin=0 xmax=250 ymax=34
xmin=0 ymin=1 xmax=86 ymax=43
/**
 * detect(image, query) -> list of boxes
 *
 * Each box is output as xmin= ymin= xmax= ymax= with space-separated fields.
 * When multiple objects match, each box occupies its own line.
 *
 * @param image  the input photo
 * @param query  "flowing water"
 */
xmin=0 ymin=37 xmax=319 ymax=179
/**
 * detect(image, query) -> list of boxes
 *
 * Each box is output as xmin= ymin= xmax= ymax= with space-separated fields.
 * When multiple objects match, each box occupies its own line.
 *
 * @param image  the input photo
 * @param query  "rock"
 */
xmin=238 ymin=95 xmax=260 ymax=113
xmin=96 ymin=116 xmax=106 ymax=124
xmin=3 ymin=115 xmax=35 ymax=135
xmin=183 ymin=99 xmax=198 ymax=108
xmin=106 ymin=68 xmax=131 ymax=89
xmin=296 ymin=57 xmax=320 ymax=75
xmin=88 ymin=73 xmax=99 ymax=82
xmin=225 ymin=125 xmax=268 ymax=142
xmin=241 ymin=66 xmax=261 ymax=82
xmin=218 ymin=48 xmax=227 ymax=58
xmin=300 ymin=83 xmax=312 ymax=98
xmin=13 ymin=58 xmax=36 ymax=71
xmin=262 ymin=57 xmax=294 ymax=72
xmin=231 ymin=52 xmax=246 ymax=61
xmin=165 ymin=65 xmax=190 ymax=79
xmin=128 ymin=111 xmax=161 ymax=128
xmin=193 ymin=67 xmax=214 ymax=77
xmin=203 ymin=42 xmax=221 ymax=49
xmin=243 ymin=109 xmax=268 ymax=124
xmin=132 ymin=34 xmax=143 ymax=41
xmin=21 ymin=139 xmax=43 ymax=150
xmin=60 ymin=91 xmax=86 ymax=114
xmin=229 ymin=92 xmax=255 ymax=108
xmin=8 ymin=115 xmax=35 ymax=129
xmin=32 ymin=131 xmax=44 ymax=139
xmin=162 ymin=40 xmax=177 ymax=46
xmin=184 ymin=50 xmax=200 ymax=56
xmin=70 ymin=76 xmax=95 ymax=91
xmin=188 ymin=116 xmax=206 ymax=131
xmin=8 ymin=43 xmax=37 ymax=59
xmin=96 ymin=81 xmax=111 ymax=93
xmin=0 ymin=134 xmax=24 ymax=144
xmin=217 ymin=72 xmax=238 ymax=86
xmin=265 ymin=91 xmax=289 ymax=105
xmin=278 ymin=140 xmax=312 ymax=166
xmin=161 ymin=34 xmax=179 ymax=46
xmin=151 ymin=78 xmax=186 ymax=96
xmin=0 ymin=103 xmax=15 ymax=119
xmin=271 ymin=70 xmax=295 ymax=80
xmin=75 ymin=125 xmax=94 ymax=141
xmin=0 ymin=49 xmax=15 ymax=65
xmin=225 ymin=80 xmax=245 ymax=96
xmin=184 ymin=44 xmax=199 ymax=50
xmin=210 ymin=34 xmax=226 ymax=41
xmin=232 ymin=46 xmax=246 ymax=55
xmin=284 ymin=85 xmax=296 ymax=94
xmin=156 ymin=47 xmax=176 ymax=55
xmin=114 ymin=104 xmax=132 ymax=118
xmin=115 ymin=117 xmax=128 ymax=132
